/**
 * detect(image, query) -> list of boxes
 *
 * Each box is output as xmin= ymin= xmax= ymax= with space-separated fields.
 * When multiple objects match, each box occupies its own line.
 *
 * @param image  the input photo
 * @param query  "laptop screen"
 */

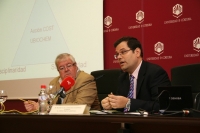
xmin=158 ymin=86 xmax=193 ymax=111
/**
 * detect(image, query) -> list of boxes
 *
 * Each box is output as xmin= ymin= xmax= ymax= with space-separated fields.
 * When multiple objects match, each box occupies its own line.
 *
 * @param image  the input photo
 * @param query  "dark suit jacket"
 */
xmin=116 ymin=60 xmax=171 ymax=112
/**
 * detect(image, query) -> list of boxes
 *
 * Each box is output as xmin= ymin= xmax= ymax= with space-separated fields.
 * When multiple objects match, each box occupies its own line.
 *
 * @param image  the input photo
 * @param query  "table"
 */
xmin=0 ymin=113 xmax=200 ymax=133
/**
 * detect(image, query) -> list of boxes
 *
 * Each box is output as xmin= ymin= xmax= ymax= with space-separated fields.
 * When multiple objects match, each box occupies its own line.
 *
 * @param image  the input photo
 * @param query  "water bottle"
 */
xmin=38 ymin=85 xmax=49 ymax=115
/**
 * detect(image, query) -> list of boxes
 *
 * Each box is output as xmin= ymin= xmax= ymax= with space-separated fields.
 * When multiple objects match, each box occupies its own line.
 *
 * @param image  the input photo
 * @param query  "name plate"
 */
xmin=49 ymin=104 xmax=90 ymax=115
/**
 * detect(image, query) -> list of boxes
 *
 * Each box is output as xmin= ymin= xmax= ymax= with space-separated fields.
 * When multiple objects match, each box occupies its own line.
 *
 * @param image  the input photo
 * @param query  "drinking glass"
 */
xmin=47 ymin=85 xmax=57 ymax=101
xmin=0 ymin=90 xmax=8 ymax=112
xmin=46 ymin=85 xmax=57 ymax=112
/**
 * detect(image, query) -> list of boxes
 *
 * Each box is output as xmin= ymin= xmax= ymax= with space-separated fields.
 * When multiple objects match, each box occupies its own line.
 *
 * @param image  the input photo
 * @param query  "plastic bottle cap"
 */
xmin=41 ymin=85 xmax=46 ymax=89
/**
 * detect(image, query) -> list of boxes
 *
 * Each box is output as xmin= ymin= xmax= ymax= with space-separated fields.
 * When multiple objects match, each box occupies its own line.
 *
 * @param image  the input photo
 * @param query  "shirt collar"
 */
xmin=131 ymin=60 xmax=142 ymax=80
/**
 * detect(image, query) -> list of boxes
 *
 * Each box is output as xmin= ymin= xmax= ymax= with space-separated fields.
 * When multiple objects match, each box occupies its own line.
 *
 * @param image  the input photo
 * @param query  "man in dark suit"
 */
xmin=101 ymin=36 xmax=171 ymax=112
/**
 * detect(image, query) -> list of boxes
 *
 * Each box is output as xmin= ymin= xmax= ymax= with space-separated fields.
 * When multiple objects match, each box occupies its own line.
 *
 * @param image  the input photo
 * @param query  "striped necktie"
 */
xmin=124 ymin=75 xmax=134 ymax=112
xmin=128 ymin=75 xmax=134 ymax=99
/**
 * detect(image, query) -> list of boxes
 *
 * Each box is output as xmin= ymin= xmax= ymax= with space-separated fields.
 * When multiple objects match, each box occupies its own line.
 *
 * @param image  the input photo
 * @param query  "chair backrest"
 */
xmin=91 ymin=69 xmax=121 ymax=109
xmin=171 ymin=63 xmax=200 ymax=109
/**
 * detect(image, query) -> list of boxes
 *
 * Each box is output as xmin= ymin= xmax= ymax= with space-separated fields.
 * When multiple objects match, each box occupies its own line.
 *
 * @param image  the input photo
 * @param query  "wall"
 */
xmin=103 ymin=0 xmax=200 ymax=79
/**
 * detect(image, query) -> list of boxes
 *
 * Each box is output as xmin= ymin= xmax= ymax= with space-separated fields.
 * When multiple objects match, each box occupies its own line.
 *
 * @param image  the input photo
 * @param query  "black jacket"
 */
xmin=116 ymin=60 xmax=171 ymax=112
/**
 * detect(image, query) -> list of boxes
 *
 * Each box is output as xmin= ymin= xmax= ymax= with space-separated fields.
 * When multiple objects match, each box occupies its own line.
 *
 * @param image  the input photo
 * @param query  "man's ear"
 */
xmin=134 ymin=48 xmax=141 ymax=57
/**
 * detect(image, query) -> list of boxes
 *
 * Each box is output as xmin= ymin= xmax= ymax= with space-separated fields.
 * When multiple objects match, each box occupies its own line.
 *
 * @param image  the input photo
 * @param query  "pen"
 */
xmin=18 ymin=98 xmax=26 ymax=102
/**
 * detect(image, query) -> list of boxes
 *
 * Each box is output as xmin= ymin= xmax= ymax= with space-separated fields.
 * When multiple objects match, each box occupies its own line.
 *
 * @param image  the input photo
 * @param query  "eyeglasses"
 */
xmin=114 ymin=49 xmax=132 ymax=59
xmin=58 ymin=63 xmax=75 ymax=71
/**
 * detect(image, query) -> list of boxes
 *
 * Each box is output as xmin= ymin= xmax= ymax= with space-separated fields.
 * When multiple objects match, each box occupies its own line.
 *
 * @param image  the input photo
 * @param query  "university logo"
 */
xmin=136 ymin=10 xmax=144 ymax=24
xmin=104 ymin=16 xmax=112 ymax=28
xmin=154 ymin=42 xmax=164 ymax=55
xmin=173 ymin=4 xmax=183 ymax=18
xmin=193 ymin=37 xmax=200 ymax=52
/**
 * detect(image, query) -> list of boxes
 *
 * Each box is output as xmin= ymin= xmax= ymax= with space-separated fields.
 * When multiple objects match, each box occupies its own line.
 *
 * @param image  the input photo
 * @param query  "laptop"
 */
xmin=157 ymin=86 xmax=193 ymax=113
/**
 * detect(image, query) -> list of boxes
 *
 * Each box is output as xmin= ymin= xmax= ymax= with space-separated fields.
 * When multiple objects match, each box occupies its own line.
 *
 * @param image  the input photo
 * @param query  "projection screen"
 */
xmin=0 ymin=0 xmax=103 ymax=99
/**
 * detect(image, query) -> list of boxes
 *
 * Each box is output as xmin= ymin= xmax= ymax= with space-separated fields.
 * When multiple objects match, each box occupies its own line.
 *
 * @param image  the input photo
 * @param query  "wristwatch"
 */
xmin=125 ymin=98 xmax=131 ymax=111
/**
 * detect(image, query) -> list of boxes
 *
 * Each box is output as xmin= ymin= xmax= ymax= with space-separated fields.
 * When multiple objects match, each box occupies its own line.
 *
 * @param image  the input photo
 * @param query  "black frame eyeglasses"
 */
xmin=114 ymin=49 xmax=132 ymax=59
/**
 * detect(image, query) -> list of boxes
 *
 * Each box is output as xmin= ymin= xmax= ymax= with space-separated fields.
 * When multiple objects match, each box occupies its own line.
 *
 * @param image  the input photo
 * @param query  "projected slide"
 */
xmin=12 ymin=0 xmax=70 ymax=66
xmin=0 ymin=0 xmax=103 ymax=99
xmin=0 ymin=0 xmax=103 ymax=81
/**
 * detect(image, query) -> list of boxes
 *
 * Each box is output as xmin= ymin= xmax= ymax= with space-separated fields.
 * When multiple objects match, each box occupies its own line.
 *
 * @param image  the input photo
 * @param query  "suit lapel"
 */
xmin=119 ymin=72 xmax=130 ymax=96
xmin=136 ymin=61 xmax=146 ymax=96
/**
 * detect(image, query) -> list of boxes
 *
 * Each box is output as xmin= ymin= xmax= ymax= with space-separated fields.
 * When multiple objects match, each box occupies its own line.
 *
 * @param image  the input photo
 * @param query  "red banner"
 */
xmin=103 ymin=0 xmax=200 ymax=79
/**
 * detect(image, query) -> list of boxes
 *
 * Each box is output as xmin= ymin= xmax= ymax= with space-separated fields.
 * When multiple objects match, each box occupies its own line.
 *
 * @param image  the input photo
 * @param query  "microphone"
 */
xmin=61 ymin=76 xmax=75 ymax=91
xmin=57 ymin=76 xmax=75 ymax=99
xmin=64 ymin=74 xmax=104 ymax=96
xmin=151 ymin=90 xmax=170 ymax=114
xmin=55 ymin=74 xmax=104 ymax=104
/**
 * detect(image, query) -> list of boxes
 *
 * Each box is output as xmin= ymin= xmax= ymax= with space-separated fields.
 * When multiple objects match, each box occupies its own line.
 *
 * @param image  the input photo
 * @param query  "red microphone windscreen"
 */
xmin=60 ymin=76 xmax=75 ymax=91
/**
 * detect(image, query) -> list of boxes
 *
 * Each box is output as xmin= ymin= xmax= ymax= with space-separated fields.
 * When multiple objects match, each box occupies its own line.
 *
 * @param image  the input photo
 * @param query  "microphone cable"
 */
xmin=1 ymin=99 xmax=38 ymax=114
